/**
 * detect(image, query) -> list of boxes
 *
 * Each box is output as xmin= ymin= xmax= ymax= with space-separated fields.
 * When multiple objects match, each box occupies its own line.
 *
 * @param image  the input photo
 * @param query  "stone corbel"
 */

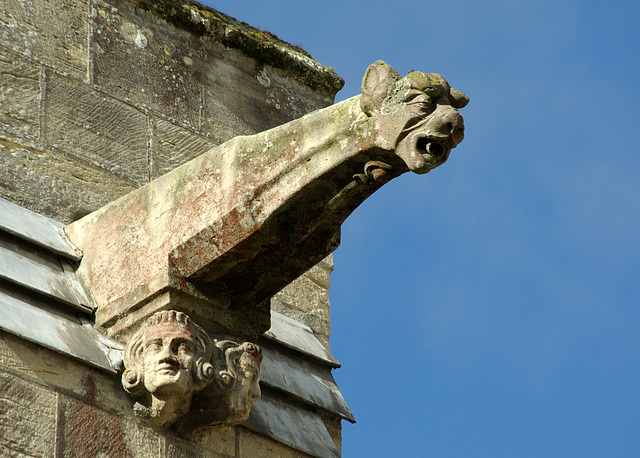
xmin=122 ymin=310 xmax=262 ymax=429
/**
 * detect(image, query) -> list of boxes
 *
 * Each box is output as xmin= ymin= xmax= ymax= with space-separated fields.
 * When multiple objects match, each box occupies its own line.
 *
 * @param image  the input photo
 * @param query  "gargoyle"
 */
xmin=359 ymin=60 xmax=467 ymax=175
xmin=65 ymin=61 xmax=468 ymax=339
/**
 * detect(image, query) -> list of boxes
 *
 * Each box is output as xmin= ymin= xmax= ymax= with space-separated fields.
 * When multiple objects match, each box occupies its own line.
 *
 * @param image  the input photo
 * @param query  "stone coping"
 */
xmin=128 ymin=0 xmax=344 ymax=93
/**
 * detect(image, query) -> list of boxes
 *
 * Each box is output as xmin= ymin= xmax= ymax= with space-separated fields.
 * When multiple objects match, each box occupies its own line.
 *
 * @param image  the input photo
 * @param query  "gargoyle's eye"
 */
xmin=405 ymin=89 xmax=432 ymax=105
xmin=424 ymin=84 xmax=442 ymax=99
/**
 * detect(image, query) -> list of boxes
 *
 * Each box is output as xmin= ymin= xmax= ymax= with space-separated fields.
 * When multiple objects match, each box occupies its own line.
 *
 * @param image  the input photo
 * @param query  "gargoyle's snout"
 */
xmin=397 ymin=105 xmax=465 ymax=175
xmin=424 ymin=105 xmax=465 ymax=148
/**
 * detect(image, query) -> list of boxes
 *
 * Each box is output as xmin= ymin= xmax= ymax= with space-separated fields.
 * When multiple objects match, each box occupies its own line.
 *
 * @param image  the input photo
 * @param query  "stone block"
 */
xmin=59 ymin=395 xmax=163 ymax=457
xmin=0 ymin=141 xmax=137 ymax=223
xmin=0 ymin=443 xmax=36 ymax=457
xmin=320 ymin=410 xmax=343 ymax=456
xmin=0 ymin=372 xmax=57 ymax=457
xmin=201 ymin=42 xmax=334 ymax=137
xmin=201 ymin=89 xmax=254 ymax=145
xmin=44 ymin=70 xmax=149 ymax=186
xmin=0 ymin=0 xmax=88 ymax=79
xmin=305 ymin=254 xmax=334 ymax=290
xmin=272 ymin=272 xmax=332 ymax=344
xmin=0 ymin=331 xmax=131 ymax=416
xmin=0 ymin=49 xmax=41 ymax=145
xmin=166 ymin=427 xmax=236 ymax=458
xmin=238 ymin=428 xmax=313 ymax=458
xmin=150 ymin=117 xmax=215 ymax=178
xmin=91 ymin=0 xmax=203 ymax=128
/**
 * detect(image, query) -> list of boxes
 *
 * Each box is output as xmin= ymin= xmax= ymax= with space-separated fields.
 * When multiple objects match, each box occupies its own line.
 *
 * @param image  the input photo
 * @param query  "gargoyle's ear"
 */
xmin=360 ymin=61 xmax=401 ymax=115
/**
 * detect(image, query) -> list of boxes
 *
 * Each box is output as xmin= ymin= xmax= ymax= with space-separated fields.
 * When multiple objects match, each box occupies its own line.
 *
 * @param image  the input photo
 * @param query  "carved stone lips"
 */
xmin=157 ymin=362 xmax=179 ymax=374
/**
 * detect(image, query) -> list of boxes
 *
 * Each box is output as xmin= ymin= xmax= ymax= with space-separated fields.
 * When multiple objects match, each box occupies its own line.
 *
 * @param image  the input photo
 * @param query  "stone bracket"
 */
xmin=122 ymin=310 xmax=262 ymax=429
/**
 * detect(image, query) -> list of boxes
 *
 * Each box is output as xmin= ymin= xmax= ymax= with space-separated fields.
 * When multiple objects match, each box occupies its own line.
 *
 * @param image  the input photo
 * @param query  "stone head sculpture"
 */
xmin=122 ymin=310 xmax=215 ymax=427
xmin=178 ymin=338 xmax=263 ymax=430
xmin=360 ymin=60 xmax=468 ymax=175
xmin=213 ymin=339 xmax=263 ymax=424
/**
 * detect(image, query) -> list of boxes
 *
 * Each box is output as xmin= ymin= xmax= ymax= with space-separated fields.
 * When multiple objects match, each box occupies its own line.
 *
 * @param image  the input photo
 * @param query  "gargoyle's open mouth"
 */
xmin=396 ymin=131 xmax=454 ymax=175
xmin=416 ymin=137 xmax=446 ymax=159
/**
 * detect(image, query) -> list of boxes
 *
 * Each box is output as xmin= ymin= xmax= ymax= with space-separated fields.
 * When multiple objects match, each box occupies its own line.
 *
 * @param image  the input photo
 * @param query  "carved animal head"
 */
xmin=211 ymin=339 xmax=262 ymax=424
xmin=361 ymin=61 xmax=468 ymax=174
xmin=181 ymin=338 xmax=262 ymax=429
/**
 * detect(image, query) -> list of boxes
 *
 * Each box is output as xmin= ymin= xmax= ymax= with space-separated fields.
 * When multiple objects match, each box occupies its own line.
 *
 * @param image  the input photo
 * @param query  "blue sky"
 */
xmin=205 ymin=1 xmax=640 ymax=456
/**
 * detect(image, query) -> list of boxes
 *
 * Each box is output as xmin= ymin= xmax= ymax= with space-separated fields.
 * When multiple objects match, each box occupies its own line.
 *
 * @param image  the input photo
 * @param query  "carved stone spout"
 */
xmin=64 ymin=61 xmax=468 ymax=339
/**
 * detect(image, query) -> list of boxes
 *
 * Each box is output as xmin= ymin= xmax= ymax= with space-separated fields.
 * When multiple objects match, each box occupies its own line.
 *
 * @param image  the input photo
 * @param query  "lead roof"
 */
xmin=0 ymin=196 xmax=352 ymax=458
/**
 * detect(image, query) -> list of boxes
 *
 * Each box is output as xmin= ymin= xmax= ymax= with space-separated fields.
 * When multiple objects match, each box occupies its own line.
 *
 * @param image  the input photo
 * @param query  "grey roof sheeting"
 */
xmin=0 ymin=197 xmax=118 ymax=371
xmin=0 ymin=197 xmax=352 ymax=456
xmin=265 ymin=311 xmax=341 ymax=368
xmin=0 ymin=232 xmax=93 ymax=313
xmin=259 ymin=342 xmax=355 ymax=423
xmin=0 ymin=197 xmax=82 ymax=261
xmin=245 ymin=391 xmax=341 ymax=458
xmin=0 ymin=287 xmax=123 ymax=373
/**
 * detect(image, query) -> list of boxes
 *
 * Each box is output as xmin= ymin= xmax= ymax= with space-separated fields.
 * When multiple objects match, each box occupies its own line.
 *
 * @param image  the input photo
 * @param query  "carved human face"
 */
xmin=142 ymin=323 xmax=196 ymax=397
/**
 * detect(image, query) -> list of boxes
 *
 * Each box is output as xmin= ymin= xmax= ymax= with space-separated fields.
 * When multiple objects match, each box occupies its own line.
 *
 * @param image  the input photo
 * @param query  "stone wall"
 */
xmin=0 ymin=0 xmax=341 ymax=223
xmin=1 ymin=0 xmax=340 ymax=344
xmin=0 ymin=330 xmax=316 ymax=457
xmin=0 ymin=0 xmax=344 ymax=455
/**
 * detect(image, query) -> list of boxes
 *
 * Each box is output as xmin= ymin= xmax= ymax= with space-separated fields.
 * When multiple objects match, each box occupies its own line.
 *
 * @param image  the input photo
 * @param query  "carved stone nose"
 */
xmin=159 ymin=342 xmax=178 ymax=361
xmin=425 ymin=106 xmax=464 ymax=145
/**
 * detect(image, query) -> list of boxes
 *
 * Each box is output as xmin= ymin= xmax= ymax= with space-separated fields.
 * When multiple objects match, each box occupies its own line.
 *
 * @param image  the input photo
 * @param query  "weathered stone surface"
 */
xmin=0 ymin=372 xmax=57 ymax=457
xmin=180 ymin=337 xmax=262 ymax=431
xmin=201 ymin=88 xmax=255 ymax=145
xmin=44 ymin=70 xmax=149 ymax=186
xmin=59 ymin=394 xmax=163 ymax=457
xmin=122 ymin=310 xmax=262 ymax=429
xmin=271 ymin=255 xmax=334 ymax=345
xmin=305 ymin=254 xmax=334 ymax=291
xmin=150 ymin=117 xmax=215 ymax=178
xmin=167 ymin=426 xmax=236 ymax=457
xmin=238 ymin=428 xmax=314 ymax=458
xmin=124 ymin=1 xmax=343 ymax=95
xmin=0 ymin=330 xmax=131 ymax=415
xmin=122 ymin=310 xmax=218 ymax=428
xmin=92 ymin=0 xmax=203 ymax=128
xmin=0 ymin=49 xmax=41 ymax=146
xmin=0 ymin=140 xmax=137 ymax=224
xmin=0 ymin=0 xmax=88 ymax=79
xmin=320 ymin=410 xmax=343 ymax=456
xmin=65 ymin=61 xmax=467 ymax=340
xmin=200 ymin=42 xmax=335 ymax=135
xmin=98 ymin=284 xmax=269 ymax=343
xmin=273 ymin=271 xmax=332 ymax=345
xmin=0 ymin=1 xmax=364 ymax=455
